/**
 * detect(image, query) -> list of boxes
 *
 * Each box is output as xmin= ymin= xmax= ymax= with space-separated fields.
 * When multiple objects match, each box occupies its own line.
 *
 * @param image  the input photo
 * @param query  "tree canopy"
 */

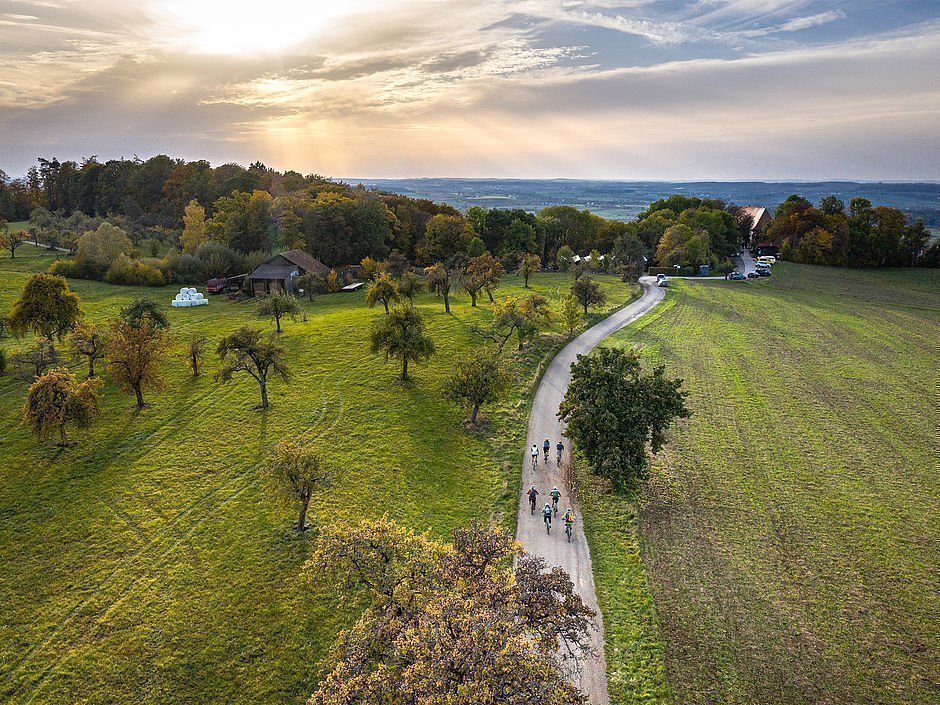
xmin=22 ymin=368 xmax=102 ymax=446
xmin=216 ymin=326 xmax=290 ymax=409
xmin=8 ymin=273 xmax=82 ymax=341
xmin=370 ymin=304 xmax=435 ymax=380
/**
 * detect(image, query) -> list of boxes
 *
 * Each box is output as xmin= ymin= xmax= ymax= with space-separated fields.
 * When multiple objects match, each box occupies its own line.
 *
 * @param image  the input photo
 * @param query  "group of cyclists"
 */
xmin=527 ymin=483 xmax=575 ymax=540
xmin=530 ymin=437 xmax=565 ymax=468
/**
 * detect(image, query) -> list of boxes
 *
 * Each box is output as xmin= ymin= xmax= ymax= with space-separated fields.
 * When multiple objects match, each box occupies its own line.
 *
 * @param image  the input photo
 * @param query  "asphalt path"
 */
xmin=516 ymin=277 xmax=666 ymax=704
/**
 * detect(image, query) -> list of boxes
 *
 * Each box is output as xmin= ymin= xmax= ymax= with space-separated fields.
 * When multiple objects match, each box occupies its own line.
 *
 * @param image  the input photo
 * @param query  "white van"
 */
xmin=757 ymin=255 xmax=776 ymax=265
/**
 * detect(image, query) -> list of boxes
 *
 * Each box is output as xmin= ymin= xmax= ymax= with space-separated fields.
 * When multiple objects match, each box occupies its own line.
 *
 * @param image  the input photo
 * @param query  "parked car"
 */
xmin=728 ymin=271 xmax=746 ymax=280
xmin=656 ymin=273 xmax=668 ymax=287
xmin=757 ymin=268 xmax=771 ymax=277
xmin=757 ymin=255 xmax=777 ymax=265
xmin=747 ymin=271 xmax=760 ymax=279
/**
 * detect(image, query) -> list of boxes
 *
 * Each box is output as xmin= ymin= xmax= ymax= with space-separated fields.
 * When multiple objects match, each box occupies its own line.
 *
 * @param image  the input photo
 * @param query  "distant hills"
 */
xmin=351 ymin=178 xmax=940 ymax=228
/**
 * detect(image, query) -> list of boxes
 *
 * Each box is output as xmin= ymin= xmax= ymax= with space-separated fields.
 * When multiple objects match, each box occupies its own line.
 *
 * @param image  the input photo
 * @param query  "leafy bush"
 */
xmin=105 ymin=254 xmax=166 ymax=287
xmin=195 ymin=241 xmax=244 ymax=278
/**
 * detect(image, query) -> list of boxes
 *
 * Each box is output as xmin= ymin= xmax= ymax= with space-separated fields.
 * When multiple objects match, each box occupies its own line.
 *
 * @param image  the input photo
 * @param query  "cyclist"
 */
xmin=530 ymin=444 xmax=539 ymax=467
xmin=527 ymin=485 xmax=539 ymax=514
xmin=543 ymin=438 xmax=550 ymax=461
xmin=550 ymin=486 xmax=561 ymax=514
xmin=542 ymin=503 xmax=553 ymax=533
xmin=555 ymin=440 xmax=565 ymax=465
xmin=563 ymin=507 xmax=575 ymax=541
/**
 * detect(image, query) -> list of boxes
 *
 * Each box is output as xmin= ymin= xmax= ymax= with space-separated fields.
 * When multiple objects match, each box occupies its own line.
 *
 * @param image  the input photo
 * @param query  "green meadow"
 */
xmin=588 ymin=264 xmax=939 ymax=704
xmin=0 ymin=244 xmax=637 ymax=703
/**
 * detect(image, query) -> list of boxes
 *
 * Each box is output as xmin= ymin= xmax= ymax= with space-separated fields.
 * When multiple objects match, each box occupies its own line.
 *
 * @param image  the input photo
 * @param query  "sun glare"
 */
xmin=152 ymin=0 xmax=357 ymax=55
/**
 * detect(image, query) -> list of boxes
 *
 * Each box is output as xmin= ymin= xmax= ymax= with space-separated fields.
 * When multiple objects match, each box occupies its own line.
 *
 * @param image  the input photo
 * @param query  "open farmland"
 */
xmin=587 ymin=264 xmax=939 ymax=704
xmin=0 ymin=244 xmax=638 ymax=703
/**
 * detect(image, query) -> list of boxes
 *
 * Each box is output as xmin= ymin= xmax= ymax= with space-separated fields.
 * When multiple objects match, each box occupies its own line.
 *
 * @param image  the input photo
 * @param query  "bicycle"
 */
xmin=531 ymin=453 xmax=538 ymax=469
xmin=544 ymin=513 xmax=552 ymax=535
xmin=529 ymin=495 xmax=537 ymax=515
xmin=556 ymin=448 xmax=563 ymax=465
xmin=551 ymin=495 xmax=559 ymax=516
xmin=565 ymin=522 xmax=573 ymax=542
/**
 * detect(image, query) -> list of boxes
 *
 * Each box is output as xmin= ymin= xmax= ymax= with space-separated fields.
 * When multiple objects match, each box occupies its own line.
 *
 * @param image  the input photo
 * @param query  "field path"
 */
xmin=516 ymin=277 xmax=665 ymax=704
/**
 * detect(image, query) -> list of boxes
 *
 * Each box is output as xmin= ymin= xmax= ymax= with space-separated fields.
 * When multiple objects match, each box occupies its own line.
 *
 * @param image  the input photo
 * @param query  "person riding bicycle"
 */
xmin=527 ymin=485 xmax=539 ymax=509
xmin=555 ymin=440 xmax=564 ymax=463
xmin=550 ymin=486 xmax=561 ymax=512
xmin=543 ymin=438 xmax=550 ymax=460
xmin=563 ymin=507 xmax=575 ymax=527
xmin=530 ymin=444 xmax=539 ymax=466
xmin=542 ymin=503 xmax=553 ymax=526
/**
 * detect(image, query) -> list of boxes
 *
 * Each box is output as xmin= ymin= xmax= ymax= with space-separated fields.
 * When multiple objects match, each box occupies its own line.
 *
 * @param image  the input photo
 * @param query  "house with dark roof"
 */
xmin=248 ymin=250 xmax=330 ymax=296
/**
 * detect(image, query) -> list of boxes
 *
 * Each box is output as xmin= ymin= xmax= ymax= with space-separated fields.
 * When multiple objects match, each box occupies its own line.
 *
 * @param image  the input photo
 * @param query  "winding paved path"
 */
xmin=516 ymin=277 xmax=666 ymax=704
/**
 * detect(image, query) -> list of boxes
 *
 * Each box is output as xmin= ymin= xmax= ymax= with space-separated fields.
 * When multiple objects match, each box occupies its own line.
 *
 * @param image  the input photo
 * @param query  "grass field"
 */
xmin=587 ymin=264 xmax=939 ymax=704
xmin=0 ymin=245 xmax=638 ymax=703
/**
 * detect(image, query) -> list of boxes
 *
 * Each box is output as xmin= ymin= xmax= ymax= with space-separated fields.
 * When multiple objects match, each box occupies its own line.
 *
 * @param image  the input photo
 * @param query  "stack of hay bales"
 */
xmin=171 ymin=287 xmax=208 ymax=307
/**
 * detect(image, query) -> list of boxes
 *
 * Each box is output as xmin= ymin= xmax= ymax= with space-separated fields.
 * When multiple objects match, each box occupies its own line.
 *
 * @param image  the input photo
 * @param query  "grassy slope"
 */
xmin=0 ymin=246 xmax=637 ymax=703
xmin=590 ymin=264 xmax=939 ymax=704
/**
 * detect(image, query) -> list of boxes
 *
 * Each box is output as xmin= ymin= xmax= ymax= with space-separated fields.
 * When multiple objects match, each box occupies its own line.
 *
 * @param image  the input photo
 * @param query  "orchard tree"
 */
xmin=571 ymin=276 xmax=606 ymax=315
xmin=519 ymin=253 xmax=541 ymax=288
xmin=11 ymin=336 xmax=59 ymax=379
xmin=0 ymin=220 xmax=26 ymax=258
xmin=365 ymin=273 xmax=400 ymax=314
xmin=256 ymin=290 xmax=300 ymax=333
xmin=8 ymin=273 xmax=82 ymax=343
xmin=476 ymin=294 xmax=552 ymax=352
xmin=397 ymin=270 xmax=423 ymax=301
xmin=359 ymin=256 xmax=381 ymax=281
xmin=560 ymin=295 xmax=582 ymax=336
xmin=308 ymin=518 xmax=594 ymax=705
xmin=120 ymin=296 xmax=169 ymax=330
xmin=295 ymin=272 xmax=326 ymax=301
xmin=67 ymin=322 xmax=107 ymax=377
xmin=424 ymin=262 xmax=459 ymax=313
xmin=216 ymin=326 xmax=289 ymax=409
xmin=265 ymin=438 xmax=334 ymax=532
xmin=180 ymin=199 xmax=207 ymax=253
xmin=463 ymin=253 xmax=503 ymax=306
xmin=559 ymin=347 xmax=690 ymax=487
xmin=185 ymin=334 xmax=207 ymax=378
xmin=107 ymin=319 xmax=169 ymax=408
xmin=23 ymin=368 xmax=102 ymax=446
xmin=445 ymin=348 xmax=511 ymax=425
xmin=370 ymin=304 xmax=435 ymax=381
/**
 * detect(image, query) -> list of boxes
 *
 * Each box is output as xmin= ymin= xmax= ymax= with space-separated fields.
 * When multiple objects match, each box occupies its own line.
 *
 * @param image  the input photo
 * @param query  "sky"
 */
xmin=1 ymin=0 xmax=939 ymax=180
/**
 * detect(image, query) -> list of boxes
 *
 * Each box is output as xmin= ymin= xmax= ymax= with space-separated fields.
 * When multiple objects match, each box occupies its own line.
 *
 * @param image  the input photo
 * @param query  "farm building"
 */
xmin=738 ymin=206 xmax=773 ymax=246
xmin=248 ymin=249 xmax=329 ymax=295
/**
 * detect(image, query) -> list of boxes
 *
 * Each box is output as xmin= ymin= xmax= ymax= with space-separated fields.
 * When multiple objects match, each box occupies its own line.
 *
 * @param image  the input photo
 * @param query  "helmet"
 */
xmin=552 ymin=486 xmax=558 ymax=491
xmin=530 ymin=484 xmax=535 ymax=489
xmin=566 ymin=507 xmax=572 ymax=512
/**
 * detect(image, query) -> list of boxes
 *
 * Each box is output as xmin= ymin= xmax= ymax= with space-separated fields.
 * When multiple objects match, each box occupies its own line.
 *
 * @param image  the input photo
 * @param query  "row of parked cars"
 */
xmin=727 ymin=255 xmax=775 ymax=280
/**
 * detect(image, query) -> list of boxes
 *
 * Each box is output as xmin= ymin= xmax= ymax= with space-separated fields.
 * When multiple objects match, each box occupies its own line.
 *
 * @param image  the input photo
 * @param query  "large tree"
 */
xmin=120 ymin=296 xmax=169 ymax=330
xmin=445 ymin=348 xmax=511 ymax=425
xmin=256 ymin=291 xmax=300 ymax=333
xmin=67 ymin=322 xmax=107 ymax=377
xmin=180 ymin=199 xmax=207 ymax=254
xmin=107 ymin=319 xmax=169 ymax=408
xmin=265 ymin=439 xmax=333 ymax=532
xmin=370 ymin=304 xmax=435 ymax=381
xmin=0 ymin=220 xmax=26 ymax=258
xmin=475 ymin=294 xmax=552 ymax=352
xmin=308 ymin=518 xmax=594 ymax=705
xmin=570 ymin=276 xmax=606 ymax=315
xmin=463 ymin=252 xmax=503 ymax=306
xmin=559 ymin=347 xmax=690 ymax=487
xmin=365 ymin=274 xmax=400 ymax=314
xmin=8 ymin=273 xmax=82 ymax=342
xmin=23 ymin=368 xmax=102 ymax=446
xmin=611 ymin=232 xmax=645 ymax=282
xmin=519 ymin=253 xmax=540 ymax=288
xmin=424 ymin=262 xmax=459 ymax=313
xmin=216 ymin=326 xmax=289 ymax=409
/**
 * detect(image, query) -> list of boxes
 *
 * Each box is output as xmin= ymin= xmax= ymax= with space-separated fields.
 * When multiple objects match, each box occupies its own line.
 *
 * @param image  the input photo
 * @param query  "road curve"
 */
xmin=516 ymin=277 xmax=666 ymax=704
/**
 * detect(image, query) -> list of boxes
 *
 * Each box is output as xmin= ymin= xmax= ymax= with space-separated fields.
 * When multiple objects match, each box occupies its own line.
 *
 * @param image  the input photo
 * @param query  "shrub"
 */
xmin=159 ymin=251 xmax=204 ymax=283
xmin=195 ymin=241 xmax=244 ymax=278
xmin=105 ymin=254 xmax=166 ymax=287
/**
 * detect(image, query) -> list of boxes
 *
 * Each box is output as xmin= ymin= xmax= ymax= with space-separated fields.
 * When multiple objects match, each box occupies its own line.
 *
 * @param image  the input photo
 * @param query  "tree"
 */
xmin=256 ymin=290 xmax=300 ymax=333
xmin=477 ymin=294 xmax=552 ymax=352
xmin=107 ymin=319 xmax=169 ymax=408
xmin=416 ymin=214 xmax=471 ymax=264
xmin=308 ymin=518 xmax=593 ymax=705
xmin=11 ymin=336 xmax=59 ymax=379
xmin=397 ymin=270 xmax=423 ymax=301
xmin=23 ymin=368 xmax=102 ymax=446
xmin=560 ymin=294 xmax=582 ymax=336
xmin=75 ymin=222 xmax=133 ymax=273
xmin=519 ymin=253 xmax=540 ymax=288
xmin=445 ymin=348 xmax=511 ymax=425
xmin=424 ymin=262 xmax=459 ymax=313
xmin=0 ymin=220 xmax=26 ymax=258
xmin=365 ymin=274 xmax=400 ymax=314
xmin=295 ymin=271 xmax=326 ymax=301
xmin=370 ymin=304 xmax=435 ymax=381
xmin=265 ymin=439 xmax=333 ymax=532
xmin=467 ymin=236 xmax=486 ymax=258
xmin=180 ymin=199 xmax=207 ymax=253
xmin=120 ymin=296 xmax=169 ymax=330
xmin=571 ymin=276 xmax=606 ymax=315
xmin=556 ymin=244 xmax=575 ymax=272
xmin=185 ymin=334 xmax=207 ymax=378
xmin=463 ymin=253 xmax=504 ymax=306
xmin=216 ymin=326 xmax=289 ymax=409
xmin=8 ymin=273 xmax=82 ymax=342
xmin=67 ymin=322 xmax=107 ymax=377
xmin=612 ymin=232 xmax=645 ymax=282
xmin=559 ymin=347 xmax=690 ymax=487
xmin=359 ymin=256 xmax=382 ymax=281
